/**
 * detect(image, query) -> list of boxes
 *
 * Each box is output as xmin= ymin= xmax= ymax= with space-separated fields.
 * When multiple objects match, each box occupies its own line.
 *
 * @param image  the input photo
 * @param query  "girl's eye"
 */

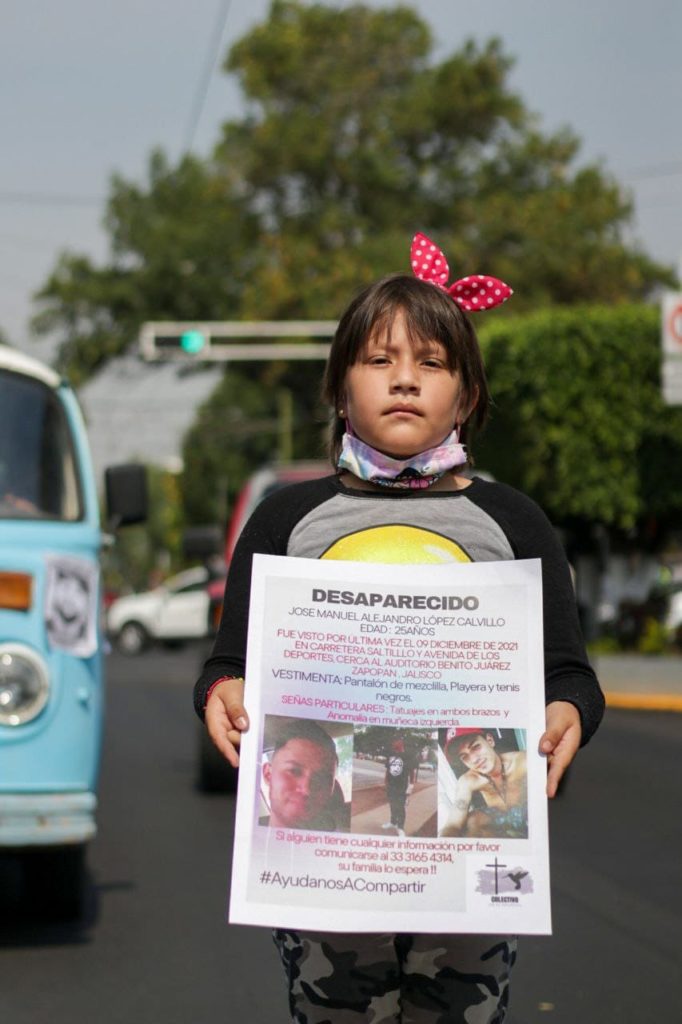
xmin=368 ymin=355 xmax=390 ymax=365
xmin=422 ymin=358 xmax=444 ymax=368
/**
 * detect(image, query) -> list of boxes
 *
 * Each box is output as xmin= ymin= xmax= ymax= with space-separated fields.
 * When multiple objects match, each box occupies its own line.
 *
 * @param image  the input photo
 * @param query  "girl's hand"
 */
xmin=540 ymin=701 xmax=582 ymax=798
xmin=205 ymin=677 xmax=249 ymax=768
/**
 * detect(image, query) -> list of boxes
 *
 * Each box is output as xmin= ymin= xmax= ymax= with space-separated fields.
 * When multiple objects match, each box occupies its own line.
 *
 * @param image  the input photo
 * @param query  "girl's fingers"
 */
xmin=217 ymin=677 xmax=248 ymax=731
xmin=211 ymin=728 xmax=241 ymax=769
xmin=205 ymin=677 xmax=249 ymax=768
xmin=204 ymin=700 xmax=240 ymax=767
xmin=541 ymin=701 xmax=581 ymax=798
xmin=540 ymin=701 xmax=578 ymax=752
xmin=546 ymin=745 xmax=573 ymax=798
xmin=224 ymin=697 xmax=249 ymax=732
xmin=540 ymin=727 xmax=562 ymax=755
xmin=543 ymin=730 xmax=580 ymax=796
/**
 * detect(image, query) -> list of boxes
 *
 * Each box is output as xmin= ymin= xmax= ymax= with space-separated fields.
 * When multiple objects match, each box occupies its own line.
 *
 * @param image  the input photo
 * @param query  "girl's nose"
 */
xmin=390 ymin=356 xmax=419 ymax=392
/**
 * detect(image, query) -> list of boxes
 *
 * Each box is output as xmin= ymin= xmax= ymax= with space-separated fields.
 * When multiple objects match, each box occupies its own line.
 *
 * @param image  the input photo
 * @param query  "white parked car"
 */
xmin=107 ymin=567 xmax=213 ymax=655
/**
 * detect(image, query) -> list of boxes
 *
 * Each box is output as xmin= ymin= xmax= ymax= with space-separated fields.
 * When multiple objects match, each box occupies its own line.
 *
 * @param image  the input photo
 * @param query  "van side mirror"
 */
xmin=104 ymin=464 xmax=148 ymax=527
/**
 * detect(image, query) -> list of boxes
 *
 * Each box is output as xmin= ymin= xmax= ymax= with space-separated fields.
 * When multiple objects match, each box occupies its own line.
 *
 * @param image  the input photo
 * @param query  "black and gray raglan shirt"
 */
xmin=194 ymin=475 xmax=605 ymax=744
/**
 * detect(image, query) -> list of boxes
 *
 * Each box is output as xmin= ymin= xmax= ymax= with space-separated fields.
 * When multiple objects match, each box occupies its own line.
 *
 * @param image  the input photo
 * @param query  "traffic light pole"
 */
xmin=139 ymin=320 xmax=337 ymax=362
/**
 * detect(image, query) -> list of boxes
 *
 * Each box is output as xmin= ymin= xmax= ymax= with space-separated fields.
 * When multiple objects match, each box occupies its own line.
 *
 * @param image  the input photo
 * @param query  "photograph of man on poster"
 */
xmin=438 ymin=727 xmax=528 ymax=839
xmin=259 ymin=716 xmax=352 ymax=832
xmin=383 ymin=735 xmax=415 ymax=837
xmin=351 ymin=726 xmax=438 ymax=837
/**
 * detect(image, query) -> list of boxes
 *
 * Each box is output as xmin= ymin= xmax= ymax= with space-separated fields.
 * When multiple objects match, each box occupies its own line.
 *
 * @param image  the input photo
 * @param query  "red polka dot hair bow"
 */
xmin=410 ymin=232 xmax=512 ymax=312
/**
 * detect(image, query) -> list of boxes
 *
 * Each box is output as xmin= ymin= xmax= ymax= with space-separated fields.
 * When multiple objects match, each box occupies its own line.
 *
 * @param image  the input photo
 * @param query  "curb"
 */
xmin=604 ymin=691 xmax=682 ymax=712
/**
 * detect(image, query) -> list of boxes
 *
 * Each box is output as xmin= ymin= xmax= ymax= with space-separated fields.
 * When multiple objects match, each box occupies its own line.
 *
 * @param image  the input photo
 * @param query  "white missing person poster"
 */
xmin=230 ymin=555 xmax=551 ymax=934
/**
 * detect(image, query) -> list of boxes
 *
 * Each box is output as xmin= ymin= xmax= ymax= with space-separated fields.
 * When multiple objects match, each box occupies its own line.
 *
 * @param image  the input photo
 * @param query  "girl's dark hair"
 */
xmin=322 ymin=274 xmax=490 ymax=465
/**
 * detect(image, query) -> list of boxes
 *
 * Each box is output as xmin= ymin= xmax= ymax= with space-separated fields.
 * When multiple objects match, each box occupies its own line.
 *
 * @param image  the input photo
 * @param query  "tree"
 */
xmin=476 ymin=305 xmax=682 ymax=541
xmin=33 ymin=1 xmax=672 ymax=384
xmin=181 ymin=362 xmax=328 ymax=525
xmin=102 ymin=465 xmax=186 ymax=592
xmin=29 ymin=2 xmax=675 ymax=526
xmin=31 ymin=151 xmax=259 ymax=386
xmin=218 ymin=1 xmax=670 ymax=316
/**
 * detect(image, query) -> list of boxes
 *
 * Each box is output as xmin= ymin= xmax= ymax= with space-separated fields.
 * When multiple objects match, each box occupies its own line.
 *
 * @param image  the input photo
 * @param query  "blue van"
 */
xmin=0 ymin=346 xmax=145 ymax=916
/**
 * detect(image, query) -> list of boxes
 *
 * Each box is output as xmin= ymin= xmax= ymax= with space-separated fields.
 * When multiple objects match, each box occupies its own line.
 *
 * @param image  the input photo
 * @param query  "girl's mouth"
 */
xmin=385 ymin=404 xmax=421 ymax=416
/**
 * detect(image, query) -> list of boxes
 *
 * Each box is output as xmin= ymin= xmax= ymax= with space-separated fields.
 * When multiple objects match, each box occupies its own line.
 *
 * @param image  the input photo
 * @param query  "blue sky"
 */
xmin=2 ymin=0 xmax=681 ymax=352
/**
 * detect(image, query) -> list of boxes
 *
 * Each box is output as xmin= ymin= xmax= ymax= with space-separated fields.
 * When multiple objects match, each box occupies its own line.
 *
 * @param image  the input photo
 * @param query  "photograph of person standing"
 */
xmin=382 ymin=735 xmax=416 ymax=837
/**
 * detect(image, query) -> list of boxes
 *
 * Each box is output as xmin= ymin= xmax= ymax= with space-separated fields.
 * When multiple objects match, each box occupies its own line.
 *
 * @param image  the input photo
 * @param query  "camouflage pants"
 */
xmin=273 ymin=930 xmax=517 ymax=1024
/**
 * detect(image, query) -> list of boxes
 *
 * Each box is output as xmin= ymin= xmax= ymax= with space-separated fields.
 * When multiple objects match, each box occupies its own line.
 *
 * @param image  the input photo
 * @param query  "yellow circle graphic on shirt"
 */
xmin=321 ymin=525 xmax=472 ymax=564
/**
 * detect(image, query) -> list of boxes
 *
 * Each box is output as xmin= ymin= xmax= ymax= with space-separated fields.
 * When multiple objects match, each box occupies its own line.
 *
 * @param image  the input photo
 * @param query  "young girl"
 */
xmin=194 ymin=233 xmax=605 ymax=1024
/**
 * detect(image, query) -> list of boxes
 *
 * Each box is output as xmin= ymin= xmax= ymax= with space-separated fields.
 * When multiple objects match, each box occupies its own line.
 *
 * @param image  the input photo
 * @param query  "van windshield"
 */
xmin=0 ymin=370 xmax=83 ymax=521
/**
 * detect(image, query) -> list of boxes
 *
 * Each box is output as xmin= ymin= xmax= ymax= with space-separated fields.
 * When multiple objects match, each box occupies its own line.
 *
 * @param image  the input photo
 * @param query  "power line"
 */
xmin=1 ymin=1 xmax=235 ymax=210
xmin=623 ymin=160 xmax=682 ymax=181
xmin=0 ymin=232 xmax=67 ymax=250
xmin=0 ymin=191 xmax=104 ymax=207
xmin=183 ymin=0 xmax=234 ymax=155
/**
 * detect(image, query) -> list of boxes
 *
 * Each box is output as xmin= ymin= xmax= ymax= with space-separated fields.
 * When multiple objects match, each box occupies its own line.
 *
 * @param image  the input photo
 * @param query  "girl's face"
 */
xmin=343 ymin=311 xmax=464 ymax=459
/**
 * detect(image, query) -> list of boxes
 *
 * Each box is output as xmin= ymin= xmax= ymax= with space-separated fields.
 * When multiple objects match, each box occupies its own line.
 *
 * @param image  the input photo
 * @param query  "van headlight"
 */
xmin=0 ymin=645 xmax=50 ymax=726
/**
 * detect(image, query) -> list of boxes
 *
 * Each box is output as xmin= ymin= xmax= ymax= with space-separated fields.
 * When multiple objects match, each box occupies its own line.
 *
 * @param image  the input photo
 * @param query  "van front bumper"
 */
xmin=0 ymin=792 xmax=96 ymax=846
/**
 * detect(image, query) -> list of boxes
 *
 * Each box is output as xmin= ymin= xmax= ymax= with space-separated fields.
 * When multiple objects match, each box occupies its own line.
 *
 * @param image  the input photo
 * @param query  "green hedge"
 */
xmin=476 ymin=304 xmax=682 ymax=532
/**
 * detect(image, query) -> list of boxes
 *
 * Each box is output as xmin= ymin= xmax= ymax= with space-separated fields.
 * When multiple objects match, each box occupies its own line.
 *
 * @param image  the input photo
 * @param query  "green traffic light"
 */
xmin=180 ymin=330 xmax=206 ymax=354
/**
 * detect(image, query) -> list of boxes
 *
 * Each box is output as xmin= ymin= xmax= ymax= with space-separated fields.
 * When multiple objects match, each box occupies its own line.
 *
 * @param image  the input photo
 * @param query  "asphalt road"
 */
xmin=1 ymin=647 xmax=680 ymax=1023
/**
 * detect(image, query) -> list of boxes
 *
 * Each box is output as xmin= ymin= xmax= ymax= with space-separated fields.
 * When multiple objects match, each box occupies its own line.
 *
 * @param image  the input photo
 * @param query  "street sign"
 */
xmin=139 ymin=321 xmax=337 ymax=362
xmin=661 ymin=292 xmax=682 ymax=405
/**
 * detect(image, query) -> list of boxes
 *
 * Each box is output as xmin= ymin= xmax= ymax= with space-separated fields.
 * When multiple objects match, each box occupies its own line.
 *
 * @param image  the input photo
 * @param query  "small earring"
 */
xmin=338 ymin=409 xmax=345 ymax=417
